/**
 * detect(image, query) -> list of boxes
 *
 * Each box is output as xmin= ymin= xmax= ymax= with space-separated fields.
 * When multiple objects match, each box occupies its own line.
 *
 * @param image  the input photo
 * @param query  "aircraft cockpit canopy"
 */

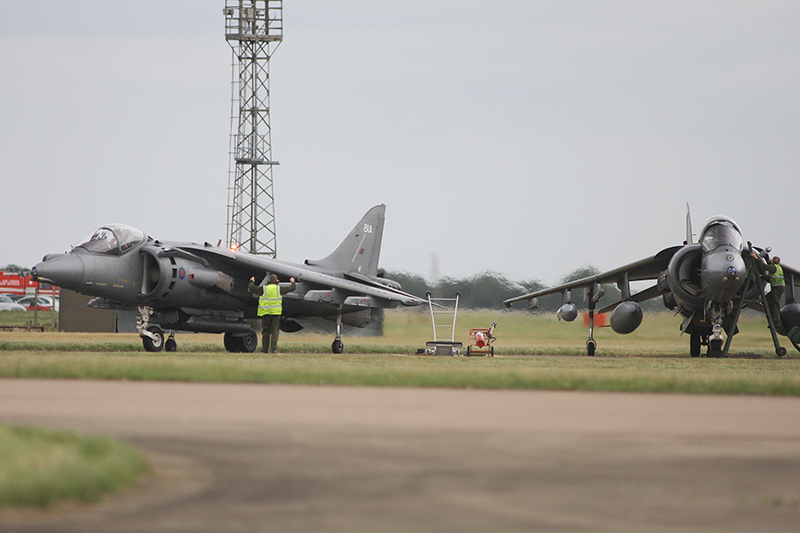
xmin=700 ymin=218 xmax=743 ymax=253
xmin=78 ymin=224 xmax=145 ymax=255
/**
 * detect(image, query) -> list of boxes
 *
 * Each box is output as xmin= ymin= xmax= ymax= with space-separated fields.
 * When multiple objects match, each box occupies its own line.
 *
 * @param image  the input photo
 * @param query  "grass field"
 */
xmin=1 ymin=308 xmax=798 ymax=509
xmin=1 ymin=309 xmax=798 ymax=395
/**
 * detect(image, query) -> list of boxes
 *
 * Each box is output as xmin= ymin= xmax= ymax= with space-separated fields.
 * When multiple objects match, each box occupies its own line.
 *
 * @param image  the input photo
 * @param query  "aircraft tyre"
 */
xmin=777 ymin=346 xmax=787 ymax=358
xmin=707 ymin=338 xmax=724 ymax=358
xmin=165 ymin=337 xmax=177 ymax=352
xmin=690 ymin=333 xmax=701 ymax=358
xmin=586 ymin=340 xmax=596 ymax=356
xmin=223 ymin=331 xmax=259 ymax=353
xmin=332 ymin=338 xmax=344 ymax=354
xmin=142 ymin=326 xmax=164 ymax=352
xmin=223 ymin=332 xmax=237 ymax=352
xmin=240 ymin=331 xmax=258 ymax=353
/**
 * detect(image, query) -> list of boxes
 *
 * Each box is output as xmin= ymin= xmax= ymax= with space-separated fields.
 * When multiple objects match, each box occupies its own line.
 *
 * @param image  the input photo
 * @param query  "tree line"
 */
xmin=384 ymin=266 xmax=665 ymax=313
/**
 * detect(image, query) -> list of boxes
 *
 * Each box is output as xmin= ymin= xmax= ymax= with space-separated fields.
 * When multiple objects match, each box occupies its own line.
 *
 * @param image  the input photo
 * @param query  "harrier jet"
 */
xmin=32 ymin=205 xmax=425 ymax=353
xmin=504 ymin=212 xmax=800 ymax=357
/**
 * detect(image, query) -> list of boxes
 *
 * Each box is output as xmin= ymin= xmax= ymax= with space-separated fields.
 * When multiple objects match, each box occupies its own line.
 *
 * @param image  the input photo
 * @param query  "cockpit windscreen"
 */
xmin=700 ymin=221 xmax=743 ymax=252
xmin=78 ymin=224 xmax=145 ymax=255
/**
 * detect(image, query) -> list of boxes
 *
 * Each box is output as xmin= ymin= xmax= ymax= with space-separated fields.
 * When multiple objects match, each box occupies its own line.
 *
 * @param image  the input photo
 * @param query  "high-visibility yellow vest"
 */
xmin=258 ymin=284 xmax=282 ymax=316
xmin=771 ymin=264 xmax=785 ymax=286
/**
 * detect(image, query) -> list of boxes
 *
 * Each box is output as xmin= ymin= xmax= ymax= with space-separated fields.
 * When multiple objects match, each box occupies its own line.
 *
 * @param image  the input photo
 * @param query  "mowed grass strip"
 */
xmin=0 ymin=424 xmax=148 ymax=509
xmin=1 ymin=351 xmax=799 ymax=395
xmin=1 ymin=310 xmax=798 ymax=395
xmin=0 ymin=310 xmax=795 ymax=357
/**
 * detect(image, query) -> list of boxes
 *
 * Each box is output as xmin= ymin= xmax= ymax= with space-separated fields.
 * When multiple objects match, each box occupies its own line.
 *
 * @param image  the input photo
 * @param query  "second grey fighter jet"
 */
xmin=32 ymin=204 xmax=426 ymax=353
xmin=504 ymin=214 xmax=800 ymax=357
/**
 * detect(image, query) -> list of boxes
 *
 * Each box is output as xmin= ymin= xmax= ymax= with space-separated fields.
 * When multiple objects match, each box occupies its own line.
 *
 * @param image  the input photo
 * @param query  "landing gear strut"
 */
xmin=332 ymin=305 xmax=344 ymax=354
xmin=706 ymin=303 xmax=726 ymax=357
xmin=585 ymin=287 xmax=602 ymax=356
xmin=586 ymin=305 xmax=597 ymax=356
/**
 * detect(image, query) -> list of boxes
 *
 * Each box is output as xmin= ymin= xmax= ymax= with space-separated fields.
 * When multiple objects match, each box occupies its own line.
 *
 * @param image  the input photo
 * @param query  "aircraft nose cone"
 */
xmin=702 ymin=249 xmax=745 ymax=302
xmin=32 ymin=253 xmax=84 ymax=290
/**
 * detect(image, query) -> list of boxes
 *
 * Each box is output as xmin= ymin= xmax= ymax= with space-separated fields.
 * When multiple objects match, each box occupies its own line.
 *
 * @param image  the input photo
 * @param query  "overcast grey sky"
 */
xmin=1 ymin=1 xmax=798 ymax=286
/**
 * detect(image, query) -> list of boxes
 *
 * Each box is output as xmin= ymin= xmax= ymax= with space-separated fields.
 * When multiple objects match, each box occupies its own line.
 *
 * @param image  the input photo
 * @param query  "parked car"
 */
xmin=16 ymin=295 xmax=59 ymax=312
xmin=0 ymin=295 xmax=26 ymax=311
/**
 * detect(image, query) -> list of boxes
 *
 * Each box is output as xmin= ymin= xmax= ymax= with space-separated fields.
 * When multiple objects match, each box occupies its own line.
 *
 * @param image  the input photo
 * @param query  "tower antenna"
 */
xmin=224 ymin=1 xmax=283 ymax=256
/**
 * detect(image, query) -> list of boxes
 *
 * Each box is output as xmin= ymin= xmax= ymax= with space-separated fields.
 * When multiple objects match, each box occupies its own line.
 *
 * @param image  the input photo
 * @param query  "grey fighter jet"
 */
xmin=503 ymin=213 xmax=800 ymax=357
xmin=32 ymin=204 xmax=426 ymax=353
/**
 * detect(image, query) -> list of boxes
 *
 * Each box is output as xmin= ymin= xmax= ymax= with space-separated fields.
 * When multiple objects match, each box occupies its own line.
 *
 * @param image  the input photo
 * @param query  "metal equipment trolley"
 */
xmin=424 ymin=292 xmax=462 ymax=356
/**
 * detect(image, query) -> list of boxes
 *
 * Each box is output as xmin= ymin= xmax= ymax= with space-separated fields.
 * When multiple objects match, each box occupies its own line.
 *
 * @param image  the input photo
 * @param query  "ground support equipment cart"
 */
xmin=423 ymin=292 xmax=462 ymax=356
xmin=466 ymin=322 xmax=497 ymax=356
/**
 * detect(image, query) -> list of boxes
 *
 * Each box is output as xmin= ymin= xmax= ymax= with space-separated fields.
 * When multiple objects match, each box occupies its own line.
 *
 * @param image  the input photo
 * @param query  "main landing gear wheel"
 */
xmin=690 ymin=333 xmax=702 ymax=358
xmin=240 ymin=331 xmax=258 ymax=353
xmin=332 ymin=338 xmax=344 ymax=354
xmin=223 ymin=331 xmax=259 ymax=353
xmin=142 ymin=326 xmax=164 ymax=352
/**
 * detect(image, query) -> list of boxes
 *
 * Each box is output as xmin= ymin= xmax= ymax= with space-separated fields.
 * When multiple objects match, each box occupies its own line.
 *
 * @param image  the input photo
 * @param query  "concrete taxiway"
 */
xmin=1 ymin=379 xmax=799 ymax=532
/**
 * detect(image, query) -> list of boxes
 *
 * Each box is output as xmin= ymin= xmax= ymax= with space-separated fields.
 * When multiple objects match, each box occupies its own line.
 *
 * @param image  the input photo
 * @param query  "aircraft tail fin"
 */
xmin=306 ymin=204 xmax=386 ymax=276
xmin=685 ymin=203 xmax=693 ymax=244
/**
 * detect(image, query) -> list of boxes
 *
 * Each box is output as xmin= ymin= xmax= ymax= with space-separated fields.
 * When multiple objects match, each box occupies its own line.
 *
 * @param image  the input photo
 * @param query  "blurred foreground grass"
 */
xmin=0 ymin=424 xmax=147 ymax=509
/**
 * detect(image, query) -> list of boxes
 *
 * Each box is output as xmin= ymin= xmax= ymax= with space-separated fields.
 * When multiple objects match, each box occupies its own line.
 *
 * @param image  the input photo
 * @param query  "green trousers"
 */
xmin=766 ymin=286 xmax=785 ymax=325
xmin=260 ymin=315 xmax=281 ymax=352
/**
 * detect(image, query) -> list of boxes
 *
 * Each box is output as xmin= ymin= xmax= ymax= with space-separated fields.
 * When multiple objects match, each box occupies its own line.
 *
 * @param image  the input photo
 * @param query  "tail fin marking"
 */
xmin=306 ymin=204 xmax=386 ymax=276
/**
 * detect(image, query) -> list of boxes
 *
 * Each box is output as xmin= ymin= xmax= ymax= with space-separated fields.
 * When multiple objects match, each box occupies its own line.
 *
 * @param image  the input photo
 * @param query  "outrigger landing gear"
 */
xmin=586 ymin=305 xmax=597 ymax=356
xmin=585 ymin=285 xmax=603 ymax=356
xmin=332 ymin=305 xmax=344 ymax=354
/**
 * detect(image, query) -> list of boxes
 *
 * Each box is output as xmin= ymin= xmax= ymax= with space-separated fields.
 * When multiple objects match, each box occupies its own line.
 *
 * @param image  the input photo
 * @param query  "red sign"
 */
xmin=0 ymin=273 xmax=59 ymax=297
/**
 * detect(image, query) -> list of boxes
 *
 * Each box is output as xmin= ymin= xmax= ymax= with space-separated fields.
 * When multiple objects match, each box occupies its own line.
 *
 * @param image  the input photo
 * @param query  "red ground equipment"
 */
xmin=466 ymin=322 xmax=497 ymax=356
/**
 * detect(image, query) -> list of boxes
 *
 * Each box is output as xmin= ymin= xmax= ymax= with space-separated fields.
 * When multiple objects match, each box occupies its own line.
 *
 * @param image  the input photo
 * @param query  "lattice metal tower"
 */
xmin=224 ymin=1 xmax=283 ymax=257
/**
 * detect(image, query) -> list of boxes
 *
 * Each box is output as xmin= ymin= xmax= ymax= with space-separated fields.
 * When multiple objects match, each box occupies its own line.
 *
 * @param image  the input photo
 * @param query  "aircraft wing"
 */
xmin=503 ymin=245 xmax=682 ymax=308
xmin=782 ymin=263 xmax=800 ymax=288
xmin=177 ymin=244 xmax=427 ymax=307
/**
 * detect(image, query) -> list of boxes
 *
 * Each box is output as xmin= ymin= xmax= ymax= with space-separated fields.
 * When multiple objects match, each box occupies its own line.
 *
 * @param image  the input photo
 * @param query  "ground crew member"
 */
xmin=765 ymin=256 xmax=785 ymax=329
xmin=248 ymin=274 xmax=296 ymax=353
xmin=751 ymin=252 xmax=784 ymax=329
